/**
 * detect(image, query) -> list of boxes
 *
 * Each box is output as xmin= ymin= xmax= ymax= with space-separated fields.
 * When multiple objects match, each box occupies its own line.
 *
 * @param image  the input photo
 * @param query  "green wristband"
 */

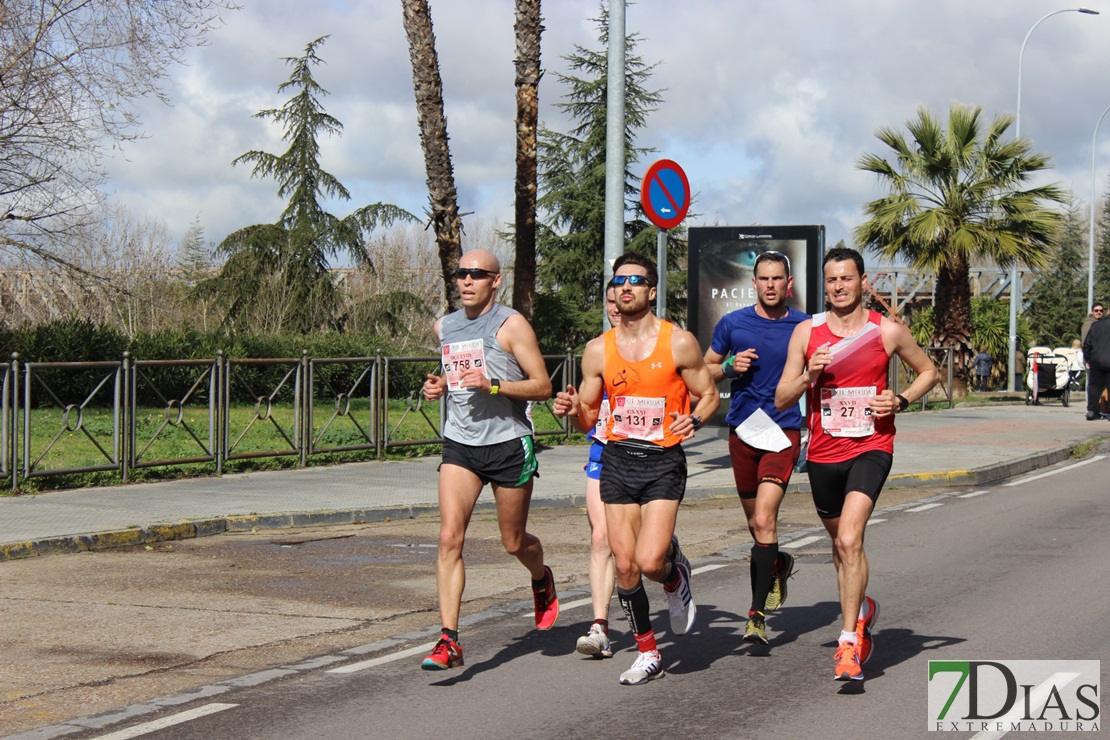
xmin=722 ymin=355 xmax=739 ymax=379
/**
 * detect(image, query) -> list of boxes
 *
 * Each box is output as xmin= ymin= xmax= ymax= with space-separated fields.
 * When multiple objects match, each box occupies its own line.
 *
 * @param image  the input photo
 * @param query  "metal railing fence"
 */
xmin=1 ymin=347 xmax=969 ymax=487
xmin=2 ymin=351 xmax=577 ymax=490
xmin=2 ymin=361 xmax=12 ymax=489
xmin=888 ymin=346 xmax=955 ymax=410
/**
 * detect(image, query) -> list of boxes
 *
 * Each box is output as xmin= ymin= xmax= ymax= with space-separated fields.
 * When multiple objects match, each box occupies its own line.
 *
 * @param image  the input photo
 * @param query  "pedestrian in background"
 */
xmin=1082 ymin=308 xmax=1110 ymax=421
xmin=974 ymin=347 xmax=992 ymax=392
xmin=1081 ymin=302 xmax=1104 ymax=345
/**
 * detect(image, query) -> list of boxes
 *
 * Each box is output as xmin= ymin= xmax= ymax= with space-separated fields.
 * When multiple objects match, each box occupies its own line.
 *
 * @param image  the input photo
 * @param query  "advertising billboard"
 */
xmin=688 ymin=225 xmax=825 ymax=423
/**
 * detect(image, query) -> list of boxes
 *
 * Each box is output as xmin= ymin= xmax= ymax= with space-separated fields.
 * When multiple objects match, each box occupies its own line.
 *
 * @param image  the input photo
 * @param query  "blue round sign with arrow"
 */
xmin=640 ymin=159 xmax=690 ymax=230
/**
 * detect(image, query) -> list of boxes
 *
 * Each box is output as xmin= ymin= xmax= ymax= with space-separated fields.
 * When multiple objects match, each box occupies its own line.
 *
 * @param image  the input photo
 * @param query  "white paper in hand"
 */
xmin=735 ymin=408 xmax=792 ymax=452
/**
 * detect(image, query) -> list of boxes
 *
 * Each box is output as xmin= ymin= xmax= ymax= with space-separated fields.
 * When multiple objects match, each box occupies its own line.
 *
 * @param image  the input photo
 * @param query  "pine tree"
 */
xmin=200 ymin=37 xmax=417 ymax=334
xmin=1024 ymin=203 xmax=1087 ymax=347
xmin=532 ymin=6 xmax=668 ymax=351
xmin=1094 ymin=174 xmax=1110 ymax=306
xmin=177 ymin=218 xmax=213 ymax=287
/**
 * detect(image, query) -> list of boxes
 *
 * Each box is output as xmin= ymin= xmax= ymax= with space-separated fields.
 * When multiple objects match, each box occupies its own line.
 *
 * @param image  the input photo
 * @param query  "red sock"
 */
xmin=633 ymin=630 xmax=657 ymax=653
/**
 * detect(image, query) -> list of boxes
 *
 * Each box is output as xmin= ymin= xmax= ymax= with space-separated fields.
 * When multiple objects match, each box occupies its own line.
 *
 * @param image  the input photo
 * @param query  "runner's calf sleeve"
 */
xmin=750 ymin=541 xmax=778 ymax=612
xmin=617 ymin=580 xmax=652 ymax=637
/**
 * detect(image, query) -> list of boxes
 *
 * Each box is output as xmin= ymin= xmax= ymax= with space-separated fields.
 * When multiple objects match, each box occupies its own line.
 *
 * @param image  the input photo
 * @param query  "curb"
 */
xmin=0 ymin=444 xmax=1084 ymax=563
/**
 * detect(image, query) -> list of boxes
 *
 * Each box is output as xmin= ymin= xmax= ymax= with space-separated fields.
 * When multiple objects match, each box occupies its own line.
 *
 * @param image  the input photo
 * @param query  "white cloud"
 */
xmin=103 ymin=0 xmax=1110 ymax=252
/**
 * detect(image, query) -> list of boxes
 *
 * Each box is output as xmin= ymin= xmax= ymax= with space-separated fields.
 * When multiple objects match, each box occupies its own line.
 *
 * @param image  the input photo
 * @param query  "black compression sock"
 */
xmin=750 ymin=541 xmax=779 ymax=612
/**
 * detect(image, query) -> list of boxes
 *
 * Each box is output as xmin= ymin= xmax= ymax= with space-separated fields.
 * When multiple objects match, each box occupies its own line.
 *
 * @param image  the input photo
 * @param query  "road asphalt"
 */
xmin=1 ymin=400 xmax=1107 ymax=561
xmin=2 ymin=398 xmax=1109 ymax=737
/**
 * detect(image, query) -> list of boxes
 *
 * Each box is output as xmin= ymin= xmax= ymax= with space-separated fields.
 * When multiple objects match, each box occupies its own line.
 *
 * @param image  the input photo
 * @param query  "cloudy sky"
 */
xmin=104 ymin=0 xmax=1110 ymax=254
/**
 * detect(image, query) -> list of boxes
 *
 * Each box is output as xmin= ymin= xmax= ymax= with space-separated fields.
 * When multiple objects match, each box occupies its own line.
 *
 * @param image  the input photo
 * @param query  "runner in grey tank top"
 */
xmin=439 ymin=302 xmax=533 ymax=445
xmin=418 ymin=249 xmax=558 ymax=672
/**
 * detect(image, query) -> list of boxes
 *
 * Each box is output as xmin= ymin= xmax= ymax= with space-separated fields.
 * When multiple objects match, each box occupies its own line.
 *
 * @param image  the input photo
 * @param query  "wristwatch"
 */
xmin=896 ymin=394 xmax=909 ymax=412
xmin=489 ymin=378 xmax=501 ymax=395
xmin=690 ymin=414 xmax=703 ymax=430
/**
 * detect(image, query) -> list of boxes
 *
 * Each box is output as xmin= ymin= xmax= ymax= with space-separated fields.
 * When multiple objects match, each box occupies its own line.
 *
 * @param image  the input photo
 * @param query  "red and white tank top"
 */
xmin=805 ymin=310 xmax=894 ymax=463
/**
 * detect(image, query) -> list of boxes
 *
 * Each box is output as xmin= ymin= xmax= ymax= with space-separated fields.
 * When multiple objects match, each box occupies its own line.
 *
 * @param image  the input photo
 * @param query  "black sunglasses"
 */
xmin=455 ymin=268 xmax=497 ymax=281
xmin=610 ymin=275 xmax=652 ymax=287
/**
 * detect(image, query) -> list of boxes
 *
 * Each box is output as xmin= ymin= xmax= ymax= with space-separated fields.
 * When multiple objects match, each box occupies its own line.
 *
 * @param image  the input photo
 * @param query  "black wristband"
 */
xmin=896 ymin=394 xmax=909 ymax=412
xmin=690 ymin=415 xmax=703 ymax=430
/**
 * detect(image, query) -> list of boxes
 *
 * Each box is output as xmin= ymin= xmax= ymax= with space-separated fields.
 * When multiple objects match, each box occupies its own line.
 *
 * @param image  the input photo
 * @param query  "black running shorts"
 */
xmin=599 ymin=441 xmax=687 ymax=505
xmin=805 ymin=450 xmax=893 ymax=519
xmin=440 ymin=436 xmax=538 ymax=488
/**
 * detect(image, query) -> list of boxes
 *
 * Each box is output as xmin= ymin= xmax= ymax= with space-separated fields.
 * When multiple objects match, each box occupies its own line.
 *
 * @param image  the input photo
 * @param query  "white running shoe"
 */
xmin=618 ymin=649 xmax=665 ymax=685
xmin=575 ymin=623 xmax=613 ymax=658
xmin=664 ymin=536 xmax=696 ymax=635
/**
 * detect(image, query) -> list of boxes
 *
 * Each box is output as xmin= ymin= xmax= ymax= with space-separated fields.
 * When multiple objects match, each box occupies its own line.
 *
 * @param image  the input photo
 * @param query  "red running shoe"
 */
xmin=533 ymin=565 xmax=559 ymax=630
xmin=421 ymin=636 xmax=463 ymax=670
xmin=856 ymin=596 xmax=879 ymax=664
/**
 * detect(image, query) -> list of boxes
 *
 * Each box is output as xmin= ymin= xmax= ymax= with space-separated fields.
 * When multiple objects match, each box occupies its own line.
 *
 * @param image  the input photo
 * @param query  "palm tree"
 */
xmin=854 ymin=102 xmax=1067 ymax=391
xmin=511 ymin=0 xmax=543 ymax=321
xmin=401 ymin=0 xmax=464 ymax=313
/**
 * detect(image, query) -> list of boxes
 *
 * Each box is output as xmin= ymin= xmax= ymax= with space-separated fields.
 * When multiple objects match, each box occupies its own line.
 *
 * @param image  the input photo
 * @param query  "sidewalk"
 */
xmin=1 ymin=402 xmax=1107 ymax=561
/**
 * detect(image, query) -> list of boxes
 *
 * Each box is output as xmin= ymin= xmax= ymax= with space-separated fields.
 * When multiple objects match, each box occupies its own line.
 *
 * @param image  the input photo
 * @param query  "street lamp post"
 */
xmin=1090 ymin=104 xmax=1110 ymax=313
xmin=1008 ymin=7 xmax=1099 ymax=392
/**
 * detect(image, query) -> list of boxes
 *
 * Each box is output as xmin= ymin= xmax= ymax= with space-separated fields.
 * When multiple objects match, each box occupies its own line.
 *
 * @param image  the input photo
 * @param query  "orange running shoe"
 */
xmin=834 ymin=641 xmax=863 ymax=681
xmin=533 ymin=565 xmax=559 ymax=630
xmin=421 ymin=636 xmax=463 ymax=670
xmin=856 ymin=596 xmax=879 ymax=664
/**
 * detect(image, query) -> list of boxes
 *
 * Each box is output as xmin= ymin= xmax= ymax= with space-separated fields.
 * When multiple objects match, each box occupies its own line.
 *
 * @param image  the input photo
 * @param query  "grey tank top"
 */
xmin=439 ymin=303 xmax=534 ymax=445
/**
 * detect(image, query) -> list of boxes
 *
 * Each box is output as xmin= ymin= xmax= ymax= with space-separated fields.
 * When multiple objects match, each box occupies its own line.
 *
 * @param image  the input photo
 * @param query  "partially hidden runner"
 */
xmin=775 ymin=246 xmax=938 ymax=682
xmin=420 ymin=249 xmax=558 ymax=670
xmin=703 ymin=250 xmax=808 ymax=645
xmin=554 ymin=283 xmax=621 ymax=659
xmin=556 ymin=252 xmax=719 ymax=685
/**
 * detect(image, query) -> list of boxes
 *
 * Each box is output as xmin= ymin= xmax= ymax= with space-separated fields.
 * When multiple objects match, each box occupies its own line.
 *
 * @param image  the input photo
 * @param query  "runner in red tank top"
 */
xmin=553 ymin=252 xmax=719 ymax=686
xmin=775 ymin=247 xmax=938 ymax=682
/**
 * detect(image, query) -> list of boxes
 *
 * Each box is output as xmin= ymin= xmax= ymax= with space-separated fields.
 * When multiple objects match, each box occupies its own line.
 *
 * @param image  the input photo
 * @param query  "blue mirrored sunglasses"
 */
xmin=610 ymin=274 xmax=652 ymax=287
xmin=455 ymin=268 xmax=497 ymax=280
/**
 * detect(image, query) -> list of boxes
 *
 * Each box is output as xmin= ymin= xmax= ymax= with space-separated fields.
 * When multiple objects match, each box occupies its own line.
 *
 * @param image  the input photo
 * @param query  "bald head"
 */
xmin=460 ymin=249 xmax=501 ymax=274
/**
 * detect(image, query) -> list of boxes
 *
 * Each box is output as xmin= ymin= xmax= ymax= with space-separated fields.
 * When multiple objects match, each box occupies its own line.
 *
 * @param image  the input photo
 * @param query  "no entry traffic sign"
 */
xmin=640 ymin=159 xmax=690 ymax=230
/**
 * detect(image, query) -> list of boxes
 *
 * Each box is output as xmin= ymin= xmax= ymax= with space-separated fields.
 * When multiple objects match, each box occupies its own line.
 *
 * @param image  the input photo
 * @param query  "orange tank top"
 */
xmin=602 ymin=321 xmax=689 ymax=448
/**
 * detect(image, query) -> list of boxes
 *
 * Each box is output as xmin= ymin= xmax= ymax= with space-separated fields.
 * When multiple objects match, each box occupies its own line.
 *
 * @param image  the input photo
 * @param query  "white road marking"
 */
xmin=328 ymin=643 xmax=437 ymax=674
xmin=782 ymin=535 xmax=823 ymax=549
xmin=1003 ymin=456 xmax=1106 ymax=486
xmin=906 ymin=503 xmax=944 ymax=512
xmin=559 ymin=596 xmax=593 ymax=611
xmin=693 ymin=563 xmax=728 ymax=575
xmin=958 ymin=490 xmax=988 ymax=498
xmin=92 ymin=703 xmax=238 ymax=739
xmin=869 ymin=518 xmax=887 ymax=525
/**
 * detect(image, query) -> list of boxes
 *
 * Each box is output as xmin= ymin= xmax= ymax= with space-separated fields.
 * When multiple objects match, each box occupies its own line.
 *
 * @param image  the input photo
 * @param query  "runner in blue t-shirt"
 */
xmin=703 ymin=250 xmax=808 ymax=645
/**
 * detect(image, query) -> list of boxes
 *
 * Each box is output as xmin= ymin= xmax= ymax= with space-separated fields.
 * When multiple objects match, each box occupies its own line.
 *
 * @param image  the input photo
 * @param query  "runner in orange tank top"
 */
xmin=602 ymin=322 xmax=691 ymax=448
xmin=775 ymin=246 xmax=938 ymax=682
xmin=554 ymin=252 xmax=719 ymax=685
